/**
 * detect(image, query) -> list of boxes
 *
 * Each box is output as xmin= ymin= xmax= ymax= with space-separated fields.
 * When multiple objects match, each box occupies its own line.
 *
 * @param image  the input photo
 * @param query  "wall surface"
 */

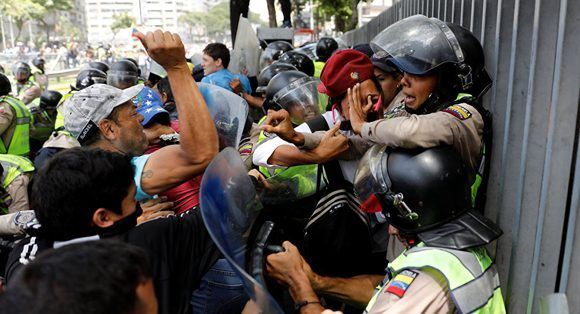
xmin=343 ymin=0 xmax=580 ymax=312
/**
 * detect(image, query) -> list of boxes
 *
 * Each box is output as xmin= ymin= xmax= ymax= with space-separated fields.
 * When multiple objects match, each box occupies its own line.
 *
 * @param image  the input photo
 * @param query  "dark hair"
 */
xmin=0 ymin=241 xmax=151 ymax=314
xmin=203 ymin=43 xmax=231 ymax=69
xmin=78 ymin=104 xmax=125 ymax=146
xmin=0 ymin=73 xmax=12 ymax=96
xmin=156 ymin=76 xmax=174 ymax=104
xmin=31 ymin=148 xmax=134 ymax=240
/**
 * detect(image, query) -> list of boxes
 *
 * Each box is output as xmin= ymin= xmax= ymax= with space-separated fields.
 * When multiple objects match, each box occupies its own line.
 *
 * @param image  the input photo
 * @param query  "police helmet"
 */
xmin=39 ymin=90 xmax=63 ymax=110
xmin=75 ymin=68 xmax=107 ymax=90
xmin=33 ymin=57 xmax=45 ymax=68
xmin=354 ymin=145 xmax=502 ymax=249
xmin=259 ymin=41 xmax=294 ymax=70
xmin=85 ymin=61 xmax=110 ymax=74
xmin=278 ymin=51 xmax=315 ymax=76
xmin=119 ymin=57 xmax=141 ymax=77
xmin=264 ymin=70 xmax=320 ymax=123
xmin=107 ymin=60 xmax=139 ymax=89
xmin=371 ymin=15 xmax=491 ymax=99
xmin=0 ymin=73 xmax=12 ymax=96
xmin=316 ymin=37 xmax=339 ymax=62
xmin=13 ymin=62 xmax=31 ymax=80
xmin=256 ymin=62 xmax=297 ymax=94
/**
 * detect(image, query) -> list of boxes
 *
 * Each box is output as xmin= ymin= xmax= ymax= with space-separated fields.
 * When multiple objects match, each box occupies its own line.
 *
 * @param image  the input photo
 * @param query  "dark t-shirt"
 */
xmin=5 ymin=208 xmax=220 ymax=314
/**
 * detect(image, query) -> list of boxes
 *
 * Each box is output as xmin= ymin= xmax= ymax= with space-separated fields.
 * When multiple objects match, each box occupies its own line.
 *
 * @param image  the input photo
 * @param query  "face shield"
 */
xmin=107 ymin=71 xmax=138 ymax=89
xmin=370 ymin=15 xmax=464 ymax=75
xmin=271 ymin=77 xmax=320 ymax=124
xmin=14 ymin=67 xmax=31 ymax=82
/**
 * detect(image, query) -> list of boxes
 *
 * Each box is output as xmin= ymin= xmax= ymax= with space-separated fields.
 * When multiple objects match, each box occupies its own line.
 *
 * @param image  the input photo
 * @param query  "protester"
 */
xmin=1 ymin=241 xmax=157 ymax=314
xmin=62 ymin=30 xmax=218 ymax=201
xmin=4 ymin=148 xmax=219 ymax=314
xmin=201 ymin=43 xmax=252 ymax=94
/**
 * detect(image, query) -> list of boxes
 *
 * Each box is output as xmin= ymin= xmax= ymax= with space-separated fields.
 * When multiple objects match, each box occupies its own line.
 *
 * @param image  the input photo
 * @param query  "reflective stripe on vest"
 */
xmin=0 ymin=96 xmax=31 ymax=155
xmin=383 ymin=243 xmax=505 ymax=314
xmin=0 ymin=154 xmax=34 ymax=188
xmin=314 ymin=61 xmax=325 ymax=79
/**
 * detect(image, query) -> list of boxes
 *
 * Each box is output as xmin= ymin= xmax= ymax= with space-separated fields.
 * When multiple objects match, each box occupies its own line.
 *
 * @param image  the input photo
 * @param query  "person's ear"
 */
xmin=92 ymin=208 xmax=119 ymax=228
xmin=99 ymin=118 xmax=120 ymax=141
xmin=215 ymin=58 xmax=223 ymax=68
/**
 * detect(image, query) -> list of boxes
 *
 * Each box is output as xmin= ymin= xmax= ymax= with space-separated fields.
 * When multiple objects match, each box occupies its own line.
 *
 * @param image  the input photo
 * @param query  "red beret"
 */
xmin=317 ymin=49 xmax=375 ymax=98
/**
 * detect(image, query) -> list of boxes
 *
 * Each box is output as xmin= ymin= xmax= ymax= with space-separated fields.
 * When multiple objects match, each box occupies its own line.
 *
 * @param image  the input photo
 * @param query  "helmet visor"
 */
xmin=354 ymin=144 xmax=390 ymax=208
xmin=370 ymin=15 xmax=463 ymax=75
xmin=107 ymin=71 xmax=138 ymax=89
xmin=272 ymin=77 xmax=320 ymax=124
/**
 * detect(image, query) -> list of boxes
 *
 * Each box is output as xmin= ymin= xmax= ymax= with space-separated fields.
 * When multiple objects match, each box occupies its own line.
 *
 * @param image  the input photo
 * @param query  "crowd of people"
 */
xmin=0 ymin=14 xmax=505 ymax=314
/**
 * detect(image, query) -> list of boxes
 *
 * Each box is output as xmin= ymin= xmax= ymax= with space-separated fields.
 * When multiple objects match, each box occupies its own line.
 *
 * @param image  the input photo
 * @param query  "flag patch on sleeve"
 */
xmin=442 ymin=105 xmax=472 ymax=120
xmin=385 ymin=270 xmax=418 ymax=298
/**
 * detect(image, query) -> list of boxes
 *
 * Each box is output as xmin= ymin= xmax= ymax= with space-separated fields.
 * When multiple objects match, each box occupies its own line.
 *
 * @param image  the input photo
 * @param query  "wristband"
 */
xmin=294 ymin=300 xmax=321 ymax=311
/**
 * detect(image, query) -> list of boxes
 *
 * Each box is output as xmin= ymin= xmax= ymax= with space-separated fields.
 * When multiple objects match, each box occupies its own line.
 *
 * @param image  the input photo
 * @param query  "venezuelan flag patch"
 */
xmin=385 ymin=270 xmax=418 ymax=298
xmin=442 ymin=105 xmax=472 ymax=120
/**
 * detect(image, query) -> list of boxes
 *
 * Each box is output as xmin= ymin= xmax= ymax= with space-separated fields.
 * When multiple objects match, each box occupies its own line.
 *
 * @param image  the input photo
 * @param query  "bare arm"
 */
xmin=312 ymin=274 xmax=383 ymax=308
xmin=136 ymin=30 xmax=218 ymax=195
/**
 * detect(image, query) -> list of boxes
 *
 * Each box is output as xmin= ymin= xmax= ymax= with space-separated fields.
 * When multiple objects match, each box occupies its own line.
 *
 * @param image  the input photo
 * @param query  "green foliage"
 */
xmin=110 ymin=12 xmax=135 ymax=36
xmin=314 ymin=0 xmax=370 ymax=32
xmin=180 ymin=1 xmax=266 ymax=41
xmin=0 ymin=0 xmax=44 ymax=41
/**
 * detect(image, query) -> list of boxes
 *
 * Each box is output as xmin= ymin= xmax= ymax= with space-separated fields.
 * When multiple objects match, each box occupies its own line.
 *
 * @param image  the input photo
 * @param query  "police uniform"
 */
xmin=361 ymin=101 xmax=483 ymax=171
xmin=0 ymin=96 xmax=31 ymax=156
xmin=0 ymin=154 xmax=35 ymax=214
xmin=16 ymin=80 xmax=41 ymax=105
xmin=365 ymin=243 xmax=504 ymax=313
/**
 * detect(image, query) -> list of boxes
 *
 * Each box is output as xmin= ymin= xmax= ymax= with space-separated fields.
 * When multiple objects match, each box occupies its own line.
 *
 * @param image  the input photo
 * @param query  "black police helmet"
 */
xmin=316 ymin=37 xmax=339 ymax=62
xmin=75 ymin=68 xmax=107 ymax=90
xmin=109 ymin=60 xmax=139 ymax=75
xmin=278 ymin=51 xmax=315 ymax=76
xmin=266 ymin=41 xmax=294 ymax=60
xmin=446 ymin=22 xmax=492 ymax=98
xmin=86 ymin=61 xmax=110 ymax=74
xmin=119 ymin=57 xmax=141 ymax=76
xmin=256 ymin=62 xmax=297 ymax=94
xmin=13 ymin=62 xmax=31 ymax=78
xmin=39 ymin=90 xmax=63 ymax=110
xmin=263 ymin=70 xmax=307 ymax=111
xmin=378 ymin=146 xmax=472 ymax=234
xmin=0 ymin=73 xmax=12 ymax=96
xmin=33 ymin=57 xmax=45 ymax=67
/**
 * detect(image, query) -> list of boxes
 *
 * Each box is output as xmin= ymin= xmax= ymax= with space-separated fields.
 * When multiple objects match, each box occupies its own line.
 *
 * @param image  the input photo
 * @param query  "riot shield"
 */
xmin=200 ymin=148 xmax=284 ymax=313
xmin=230 ymin=15 xmax=262 ymax=77
xmin=198 ymin=83 xmax=249 ymax=149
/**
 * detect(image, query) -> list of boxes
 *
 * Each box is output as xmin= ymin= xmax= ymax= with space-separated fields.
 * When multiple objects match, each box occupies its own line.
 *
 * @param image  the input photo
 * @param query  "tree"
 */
xmin=179 ymin=11 xmax=206 ymax=43
xmin=0 ymin=0 xmax=43 ymax=42
xmin=315 ymin=0 xmax=369 ymax=32
xmin=111 ymin=13 xmax=135 ymax=41
xmin=29 ymin=0 xmax=74 ymax=43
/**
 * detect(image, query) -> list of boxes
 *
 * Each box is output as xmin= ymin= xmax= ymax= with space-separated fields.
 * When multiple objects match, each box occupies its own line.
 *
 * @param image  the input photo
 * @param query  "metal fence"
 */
xmin=343 ymin=0 xmax=580 ymax=312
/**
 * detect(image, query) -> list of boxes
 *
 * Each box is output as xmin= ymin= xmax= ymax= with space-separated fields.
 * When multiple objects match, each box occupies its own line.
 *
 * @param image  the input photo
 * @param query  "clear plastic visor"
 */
xmin=272 ymin=77 xmax=320 ymax=124
xmin=370 ymin=15 xmax=463 ymax=75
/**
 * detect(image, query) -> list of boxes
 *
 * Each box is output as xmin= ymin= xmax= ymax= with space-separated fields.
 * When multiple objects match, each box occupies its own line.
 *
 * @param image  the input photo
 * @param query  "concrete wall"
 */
xmin=343 ymin=0 xmax=580 ymax=312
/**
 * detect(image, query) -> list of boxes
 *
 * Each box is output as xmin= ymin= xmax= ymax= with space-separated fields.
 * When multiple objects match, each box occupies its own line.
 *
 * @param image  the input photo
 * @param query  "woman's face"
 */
xmin=374 ymin=68 xmax=401 ymax=105
xmin=400 ymin=72 xmax=438 ymax=111
xmin=339 ymin=79 xmax=380 ymax=120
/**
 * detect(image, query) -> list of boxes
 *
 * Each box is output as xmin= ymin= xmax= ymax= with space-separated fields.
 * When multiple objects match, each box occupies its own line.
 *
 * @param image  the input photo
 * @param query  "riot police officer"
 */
xmin=266 ymin=146 xmax=506 ymax=313
xmin=259 ymin=41 xmax=294 ymax=70
xmin=12 ymin=62 xmax=41 ymax=105
xmin=314 ymin=37 xmax=339 ymax=78
xmin=107 ymin=59 xmax=139 ymax=89
xmin=0 ymin=73 xmax=31 ymax=156
xmin=278 ymin=51 xmax=315 ymax=77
